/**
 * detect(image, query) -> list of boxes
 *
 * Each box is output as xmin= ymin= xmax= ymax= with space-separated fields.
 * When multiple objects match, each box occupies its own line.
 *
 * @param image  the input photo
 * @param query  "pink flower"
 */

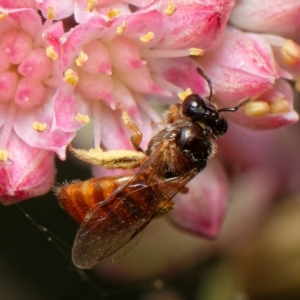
xmin=0 ymin=6 xmax=84 ymax=203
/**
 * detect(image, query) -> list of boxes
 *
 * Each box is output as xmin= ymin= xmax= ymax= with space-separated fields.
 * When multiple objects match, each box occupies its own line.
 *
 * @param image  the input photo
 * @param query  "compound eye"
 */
xmin=182 ymin=94 xmax=205 ymax=119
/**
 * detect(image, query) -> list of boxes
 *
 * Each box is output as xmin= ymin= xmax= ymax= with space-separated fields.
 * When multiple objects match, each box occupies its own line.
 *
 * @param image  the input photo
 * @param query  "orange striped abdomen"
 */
xmin=56 ymin=175 xmax=132 ymax=224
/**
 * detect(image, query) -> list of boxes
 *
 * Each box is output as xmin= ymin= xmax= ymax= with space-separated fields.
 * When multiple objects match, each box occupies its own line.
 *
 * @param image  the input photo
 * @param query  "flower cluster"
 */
xmin=0 ymin=0 xmax=299 ymax=246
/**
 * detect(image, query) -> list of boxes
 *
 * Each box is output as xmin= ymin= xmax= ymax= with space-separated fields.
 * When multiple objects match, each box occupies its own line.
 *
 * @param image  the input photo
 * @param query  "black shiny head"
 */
xmin=182 ymin=67 xmax=248 ymax=139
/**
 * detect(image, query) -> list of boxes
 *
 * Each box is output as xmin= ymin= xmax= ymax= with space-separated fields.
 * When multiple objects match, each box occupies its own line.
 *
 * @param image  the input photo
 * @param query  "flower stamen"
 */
xmin=47 ymin=6 xmax=55 ymax=19
xmin=140 ymin=32 xmax=155 ymax=43
xmin=188 ymin=48 xmax=204 ymax=56
xmin=269 ymin=99 xmax=289 ymax=114
xmin=63 ymin=69 xmax=79 ymax=86
xmin=46 ymin=46 xmax=58 ymax=60
xmin=280 ymin=39 xmax=300 ymax=66
xmin=75 ymin=113 xmax=90 ymax=124
xmin=86 ymin=0 xmax=98 ymax=12
xmin=107 ymin=8 xmax=121 ymax=19
xmin=0 ymin=150 xmax=8 ymax=162
xmin=245 ymin=101 xmax=270 ymax=116
xmin=164 ymin=2 xmax=177 ymax=16
xmin=76 ymin=52 xmax=88 ymax=67
xmin=116 ymin=21 xmax=128 ymax=34
xmin=32 ymin=121 xmax=47 ymax=132
xmin=178 ymin=88 xmax=193 ymax=101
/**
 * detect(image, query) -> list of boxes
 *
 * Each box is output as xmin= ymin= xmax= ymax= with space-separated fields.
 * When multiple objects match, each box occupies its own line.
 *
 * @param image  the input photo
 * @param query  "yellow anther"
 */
xmin=75 ymin=113 xmax=90 ymax=124
xmin=188 ymin=48 xmax=204 ymax=56
xmin=140 ymin=32 xmax=155 ymax=43
xmin=269 ymin=99 xmax=290 ymax=114
xmin=32 ymin=121 xmax=47 ymax=132
xmin=63 ymin=69 xmax=79 ymax=86
xmin=116 ymin=20 xmax=128 ymax=34
xmin=280 ymin=39 xmax=300 ymax=66
xmin=107 ymin=8 xmax=121 ymax=19
xmin=178 ymin=88 xmax=193 ymax=101
xmin=164 ymin=2 xmax=176 ymax=16
xmin=0 ymin=12 xmax=7 ymax=22
xmin=245 ymin=101 xmax=270 ymax=117
xmin=75 ymin=52 xmax=88 ymax=67
xmin=86 ymin=0 xmax=98 ymax=12
xmin=47 ymin=6 xmax=55 ymax=19
xmin=0 ymin=150 xmax=8 ymax=162
xmin=46 ymin=46 xmax=58 ymax=60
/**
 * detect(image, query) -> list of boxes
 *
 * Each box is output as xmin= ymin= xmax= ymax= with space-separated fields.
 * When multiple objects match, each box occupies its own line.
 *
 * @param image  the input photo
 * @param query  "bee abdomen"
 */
xmin=55 ymin=176 xmax=131 ymax=224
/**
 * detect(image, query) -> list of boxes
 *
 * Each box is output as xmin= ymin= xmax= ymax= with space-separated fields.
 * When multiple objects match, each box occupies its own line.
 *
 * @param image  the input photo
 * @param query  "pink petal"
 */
xmin=0 ymin=71 xmax=18 ymax=102
xmin=230 ymin=0 xmax=300 ymax=40
xmin=0 ymin=132 xmax=56 ymax=204
xmin=198 ymin=27 xmax=278 ymax=104
xmin=107 ymin=36 xmax=146 ymax=72
xmin=0 ymin=0 xmax=36 ymax=9
xmin=82 ymin=40 xmax=112 ymax=75
xmin=169 ymin=160 xmax=229 ymax=239
xmin=36 ymin=0 xmax=74 ymax=20
xmin=18 ymin=48 xmax=52 ymax=80
xmin=157 ymin=0 xmax=234 ymax=50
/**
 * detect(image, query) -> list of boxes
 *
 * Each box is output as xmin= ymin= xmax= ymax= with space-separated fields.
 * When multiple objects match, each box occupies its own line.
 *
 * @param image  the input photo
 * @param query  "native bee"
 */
xmin=55 ymin=68 xmax=248 ymax=269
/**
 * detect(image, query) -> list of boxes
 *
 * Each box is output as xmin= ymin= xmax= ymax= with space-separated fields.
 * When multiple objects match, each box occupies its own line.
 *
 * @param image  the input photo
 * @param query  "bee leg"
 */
xmin=154 ymin=200 xmax=175 ymax=218
xmin=68 ymin=144 xmax=147 ymax=169
xmin=121 ymin=111 xmax=144 ymax=152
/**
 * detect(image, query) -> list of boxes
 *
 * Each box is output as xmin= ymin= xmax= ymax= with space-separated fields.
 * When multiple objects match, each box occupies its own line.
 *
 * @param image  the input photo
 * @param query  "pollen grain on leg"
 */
xmin=269 ymin=99 xmax=290 ymax=114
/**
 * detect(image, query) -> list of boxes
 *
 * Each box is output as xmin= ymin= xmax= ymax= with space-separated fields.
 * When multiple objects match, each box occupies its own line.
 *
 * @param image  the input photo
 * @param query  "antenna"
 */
xmin=196 ymin=67 xmax=213 ymax=102
xmin=217 ymin=98 xmax=250 ymax=113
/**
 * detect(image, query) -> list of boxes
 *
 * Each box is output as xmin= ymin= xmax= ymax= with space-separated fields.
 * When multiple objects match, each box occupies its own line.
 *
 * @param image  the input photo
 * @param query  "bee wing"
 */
xmin=72 ymin=139 xmax=198 ymax=269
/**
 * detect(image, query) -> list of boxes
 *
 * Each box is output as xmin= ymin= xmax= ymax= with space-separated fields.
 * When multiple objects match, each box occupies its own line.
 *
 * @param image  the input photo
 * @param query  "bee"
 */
xmin=55 ymin=68 xmax=248 ymax=269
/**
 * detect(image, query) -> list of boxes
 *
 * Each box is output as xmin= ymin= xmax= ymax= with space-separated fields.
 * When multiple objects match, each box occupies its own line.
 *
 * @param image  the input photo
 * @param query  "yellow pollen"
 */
xmin=140 ymin=32 xmax=155 ymax=43
xmin=63 ymin=69 xmax=79 ymax=86
xmin=245 ymin=101 xmax=270 ymax=117
xmin=164 ymin=2 xmax=177 ymax=16
xmin=116 ymin=21 xmax=128 ymax=34
xmin=46 ymin=46 xmax=58 ymax=60
xmin=32 ymin=121 xmax=47 ymax=132
xmin=76 ymin=52 xmax=88 ymax=67
xmin=86 ymin=0 xmax=98 ymax=12
xmin=0 ymin=12 xmax=7 ymax=22
xmin=178 ymin=88 xmax=193 ymax=102
xmin=75 ymin=113 xmax=90 ymax=124
xmin=107 ymin=8 xmax=121 ymax=19
xmin=0 ymin=150 xmax=8 ymax=162
xmin=47 ymin=6 xmax=55 ymax=19
xmin=269 ymin=99 xmax=290 ymax=114
xmin=188 ymin=48 xmax=204 ymax=56
xmin=280 ymin=39 xmax=300 ymax=66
